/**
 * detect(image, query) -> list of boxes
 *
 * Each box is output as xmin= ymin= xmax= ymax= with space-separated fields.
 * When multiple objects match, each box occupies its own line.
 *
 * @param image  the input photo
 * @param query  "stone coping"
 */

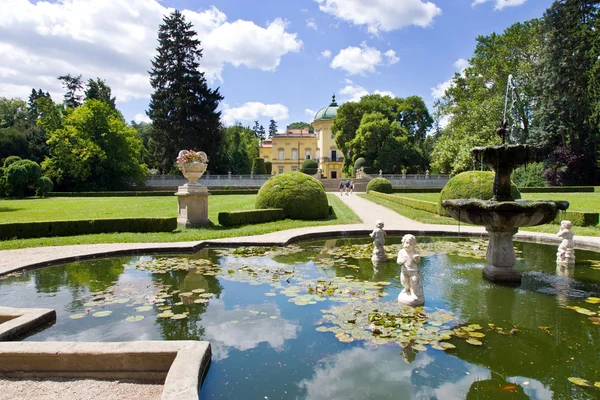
xmin=0 ymin=226 xmax=599 ymax=278
xmin=0 ymin=306 xmax=56 ymax=341
xmin=0 ymin=340 xmax=211 ymax=400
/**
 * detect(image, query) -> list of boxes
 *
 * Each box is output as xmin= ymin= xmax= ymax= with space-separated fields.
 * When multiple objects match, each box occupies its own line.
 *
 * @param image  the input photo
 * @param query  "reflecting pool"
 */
xmin=1 ymin=237 xmax=600 ymax=399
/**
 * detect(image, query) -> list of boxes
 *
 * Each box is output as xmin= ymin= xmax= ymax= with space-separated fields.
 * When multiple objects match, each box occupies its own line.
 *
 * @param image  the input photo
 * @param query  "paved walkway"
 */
xmin=1 ymin=192 xmax=599 ymax=275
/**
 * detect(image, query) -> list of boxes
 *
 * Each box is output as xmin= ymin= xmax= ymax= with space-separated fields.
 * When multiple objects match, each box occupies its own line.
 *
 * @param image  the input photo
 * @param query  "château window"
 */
xmin=292 ymin=148 xmax=298 ymax=160
xmin=278 ymin=167 xmax=284 ymax=174
xmin=278 ymin=149 xmax=284 ymax=160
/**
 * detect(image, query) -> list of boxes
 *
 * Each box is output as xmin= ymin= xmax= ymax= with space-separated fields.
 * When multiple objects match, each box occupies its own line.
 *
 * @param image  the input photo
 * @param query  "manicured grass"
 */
xmin=364 ymin=193 xmax=600 ymax=237
xmin=394 ymin=192 xmax=600 ymax=213
xmin=0 ymin=194 xmax=361 ymax=250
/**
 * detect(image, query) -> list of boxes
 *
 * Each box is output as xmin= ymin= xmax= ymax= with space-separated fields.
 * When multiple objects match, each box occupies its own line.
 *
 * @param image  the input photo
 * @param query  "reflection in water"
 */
xmin=555 ymin=262 xmax=576 ymax=306
xmin=201 ymin=297 xmax=299 ymax=361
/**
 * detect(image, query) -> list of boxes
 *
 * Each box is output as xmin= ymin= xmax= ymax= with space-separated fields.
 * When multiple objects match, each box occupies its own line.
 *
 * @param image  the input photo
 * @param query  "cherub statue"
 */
xmin=397 ymin=234 xmax=423 ymax=306
xmin=369 ymin=220 xmax=387 ymax=263
xmin=556 ymin=220 xmax=575 ymax=263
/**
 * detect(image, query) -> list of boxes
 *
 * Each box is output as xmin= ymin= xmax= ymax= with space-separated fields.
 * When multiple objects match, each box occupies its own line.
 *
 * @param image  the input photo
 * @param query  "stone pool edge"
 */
xmin=0 ymin=306 xmax=56 ymax=341
xmin=1 ymin=226 xmax=598 ymax=277
xmin=0 ymin=340 xmax=211 ymax=400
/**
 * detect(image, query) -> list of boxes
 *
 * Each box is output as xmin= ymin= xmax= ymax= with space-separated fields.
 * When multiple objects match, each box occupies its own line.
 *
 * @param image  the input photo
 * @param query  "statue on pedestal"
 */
xmin=556 ymin=220 xmax=575 ymax=264
xmin=397 ymin=234 xmax=424 ymax=306
xmin=369 ymin=220 xmax=387 ymax=263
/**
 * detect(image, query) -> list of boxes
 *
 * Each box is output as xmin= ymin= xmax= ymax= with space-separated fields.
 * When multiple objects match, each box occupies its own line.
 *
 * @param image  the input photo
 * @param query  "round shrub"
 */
xmin=4 ymin=159 xmax=41 ymax=197
xmin=252 ymin=158 xmax=267 ymax=175
xmin=256 ymin=172 xmax=328 ymax=220
xmin=3 ymin=155 xmax=22 ymax=168
xmin=366 ymin=177 xmax=392 ymax=194
xmin=36 ymin=176 xmax=54 ymax=197
xmin=300 ymin=159 xmax=318 ymax=175
xmin=439 ymin=171 xmax=521 ymax=214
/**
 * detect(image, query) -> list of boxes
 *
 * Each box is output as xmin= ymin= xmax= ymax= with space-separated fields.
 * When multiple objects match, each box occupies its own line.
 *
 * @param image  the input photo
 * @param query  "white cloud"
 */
xmin=134 ymin=113 xmax=151 ymax=123
xmin=0 ymin=1 xmax=302 ymax=103
xmin=472 ymin=0 xmax=527 ymax=10
xmin=431 ymin=58 xmax=469 ymax=99
xmin=316 ymin=0 xmax=442 ymax=34
xmin=330 ymin=43 xmax=398 ymax=75
xmin=305 ymin=108 xmax=316 ymax=116
xmin=307 ymin=18 xmax=318 ymax=30
xmin=320 ymin=49 xmax=332 ymax=59
xmin=339 ymin=81 xmax=394 ymax=102
xmin=221 ymin=102 xmax=289 ymax=126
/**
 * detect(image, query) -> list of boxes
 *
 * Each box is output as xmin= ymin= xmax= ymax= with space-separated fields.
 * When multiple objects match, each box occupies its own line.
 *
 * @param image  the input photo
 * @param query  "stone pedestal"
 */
xmin=175 ymin=184 xmax=211 ymax=228
xmin=482 ymin=227 xmax=521 ymax=283
xmin=397 ymin=290 xmax=424 ymax=306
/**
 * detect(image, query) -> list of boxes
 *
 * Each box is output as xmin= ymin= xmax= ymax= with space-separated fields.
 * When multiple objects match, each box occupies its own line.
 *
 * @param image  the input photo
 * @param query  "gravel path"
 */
xmin=0 ymin=378 xmax=163 ymax=400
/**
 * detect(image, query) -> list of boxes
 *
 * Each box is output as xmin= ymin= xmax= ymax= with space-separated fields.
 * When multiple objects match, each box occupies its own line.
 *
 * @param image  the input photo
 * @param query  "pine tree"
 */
xmin=58 ymin=74 xmax=84 ymax=108
xmin=268 ymin=119 xmax=277 ymax=138
xmin=85 ymin=78 xmax=116 ymax=109
xmin=27 ymin=88 xmax=50 ymax=122
xmin=252 ymin=120 xmax=261 ymax=138
xmin=258 ymin=125 xmax=266 ymax=141
xmin=147 ymin=10 xmax=223 ymax=173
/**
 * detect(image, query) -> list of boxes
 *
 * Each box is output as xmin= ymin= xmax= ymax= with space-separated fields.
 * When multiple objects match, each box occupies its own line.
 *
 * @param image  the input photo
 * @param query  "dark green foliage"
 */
xmin=268 ymin=119 xmax=277 ymax=138
xmin=0 ymin=218 xmax=177 ymax=240
xmin=28 ymin=88 xmax=50 ymax=122
xmin=300 ymin=159 xmax=318 ymax=175
xmin=287 ymin=121 xmax=314 ymax=133
xmin=553 ymin=210 xmax=599 ymax=227
xmin=255 ymin=172 xmax=328 ymax=220
xmin=0 ymin=128 xmax=29 ymax=160
xmin=214 ymin=125 xmax=257 ymax=174
xmin=369 ymin=192 xmax=438 ymax=214
xmin=148 ymin=10 xmax=223 ymax=173
xmin=354 ymin=157 xmax=367 ymax=169
xmin=36 ymin=176 xmax=54 ymax=197
xmin=366 ymin=178 xmax=392 ymax=194
xmin=252 ymin=158 xmax=267 ymax=175
xmin=84 ymin=78 xmax=116 ymax=109
xmin=3 ymin=159 xmax=41 ymax=197
xmin=391 ymin=187 xmax=441 ymax=193
xmin=265 ymin=161 xmax=272 ymax=175
xmin=58 ymin=74 xmax=84 ymax=108
xmin=511 ymin=161 xmax=546 ymax=187
xmin=46 ymin=190 xmax=259 ymax=197
xmin=2 ymin=155 xmax=21 ymax=168
xmin=439 ymin=171 xmax=521 ymax=215
xmin=218 ymin=208 xmax=285 ymax=226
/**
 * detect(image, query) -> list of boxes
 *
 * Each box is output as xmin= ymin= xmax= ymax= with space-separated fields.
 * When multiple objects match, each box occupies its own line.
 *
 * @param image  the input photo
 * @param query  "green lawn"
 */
xmin=393 ymin=192 xmax=600 ymax=212
xmin=0 ymin=194 xmax=361 ymax=250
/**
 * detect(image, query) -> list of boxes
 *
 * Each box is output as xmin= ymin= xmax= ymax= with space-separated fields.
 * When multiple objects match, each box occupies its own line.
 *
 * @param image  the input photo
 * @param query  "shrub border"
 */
xmin=47 ymin=189 xmax=259 ymax=197
xmin=218 ymin=209 xmax=285 ymax=227
xmin=369 ymin=191 xmax=439 ymax=214
xmin=0 ymin=218 xmax=177 ymax=240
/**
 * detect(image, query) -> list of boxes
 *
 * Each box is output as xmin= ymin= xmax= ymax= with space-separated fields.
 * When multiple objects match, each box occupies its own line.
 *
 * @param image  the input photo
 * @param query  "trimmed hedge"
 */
xmin=366 ymin=178 xmax=392 ymax=194
xmin=519 ymin=186 xmax=594 ymax=193
xmin=218 ymin=209 xmax=285 ymax=227
xmin=252 ymin=158 xmax=267 ymax=175
xmin=256 ymin=172 xmax=329 ymax=220
xmin=553 ymin=210 xmax=599 ymax=227
xmin=391 ymin=188 xmax=442 ymax=193
xmin=0 ymin=218 xmax=177 ymax=240
xmin=369 ymin=191 xmax=439 ymax=214
xmin=47 ymin=190 xmax=259 ymax=197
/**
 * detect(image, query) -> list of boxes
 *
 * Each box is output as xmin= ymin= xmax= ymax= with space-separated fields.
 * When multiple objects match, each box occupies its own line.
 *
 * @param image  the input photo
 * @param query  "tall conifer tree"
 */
xmin=148 ymin=10 xmax=223 ymax=173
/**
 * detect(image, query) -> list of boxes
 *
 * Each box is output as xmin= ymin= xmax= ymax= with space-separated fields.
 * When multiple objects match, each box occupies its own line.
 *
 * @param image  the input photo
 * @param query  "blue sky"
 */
xmin=0 ymin=0 xmax=552 ymax=130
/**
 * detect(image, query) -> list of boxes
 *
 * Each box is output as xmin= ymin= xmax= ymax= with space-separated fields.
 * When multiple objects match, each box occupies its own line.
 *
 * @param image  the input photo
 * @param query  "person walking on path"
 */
xmin=345 ymin=180 xmax=350 ymax=195
xmin=339 ymin=181 xmax=345 ymax=196
xmin=350 ymin=180 xmax=354 ymax=195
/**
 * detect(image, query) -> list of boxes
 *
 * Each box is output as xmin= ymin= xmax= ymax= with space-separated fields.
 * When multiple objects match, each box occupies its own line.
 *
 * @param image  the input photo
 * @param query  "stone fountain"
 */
xmin=442 ymin=142 xmax=569 ymax=283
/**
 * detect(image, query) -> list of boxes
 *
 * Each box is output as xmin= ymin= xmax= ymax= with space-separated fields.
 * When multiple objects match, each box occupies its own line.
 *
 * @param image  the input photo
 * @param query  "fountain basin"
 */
xmin=442 ymin=199 xmax=569 ymax=229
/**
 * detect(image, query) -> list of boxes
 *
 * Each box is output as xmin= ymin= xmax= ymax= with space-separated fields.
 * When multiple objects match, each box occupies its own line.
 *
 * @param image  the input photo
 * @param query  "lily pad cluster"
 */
xmin=315 ymin=300 xmax=488 ymax=350
xmin=563 ymin=297 xmax=600 ymax=327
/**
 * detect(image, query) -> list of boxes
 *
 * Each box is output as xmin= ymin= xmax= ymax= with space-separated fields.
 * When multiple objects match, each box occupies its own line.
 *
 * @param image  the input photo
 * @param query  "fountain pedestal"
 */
xmin=484 ymin=227 xmax=520 ymax=282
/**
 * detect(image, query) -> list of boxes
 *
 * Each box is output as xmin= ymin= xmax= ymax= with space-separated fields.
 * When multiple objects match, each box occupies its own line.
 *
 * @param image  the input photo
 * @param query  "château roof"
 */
xmin=313 ymin=94 xmax=339 ymax=122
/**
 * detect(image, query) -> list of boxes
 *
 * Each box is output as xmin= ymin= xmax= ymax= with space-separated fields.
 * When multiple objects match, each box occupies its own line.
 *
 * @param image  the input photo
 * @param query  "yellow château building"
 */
xmin=259 ymin=95 xmax=344 ymax=178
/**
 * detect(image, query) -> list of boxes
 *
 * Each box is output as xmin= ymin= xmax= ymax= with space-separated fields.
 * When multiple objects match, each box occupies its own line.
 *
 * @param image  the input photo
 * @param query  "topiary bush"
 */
xmin=2 ymin=155 xmax=22 ymax=168
xmin=300 ymin=159 xmax=318 ymax=175
xmin=3 ymin=159 xmax=41 ymax=197
xmin=255 ymin=172 xmax=329 ymax=220
xmin=36 ymin=176 xmax=54 ymax=197
xmin=252 ymin=158 xmax=267 ymax=175
xmin=354 ymin=157 xmax=367 ymax=169
xmin=439 ymin=171 xmax=521 ymax=215
xmin=366 ymin=177 xmax=392 ymax=194
xmin=265 ymin=161 xmax=272 ymax=175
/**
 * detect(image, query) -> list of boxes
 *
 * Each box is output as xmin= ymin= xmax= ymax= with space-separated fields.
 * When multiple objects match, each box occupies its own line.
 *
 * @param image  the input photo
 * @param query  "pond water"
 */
xmin=1 ymin=237 xmax=600 ymax=399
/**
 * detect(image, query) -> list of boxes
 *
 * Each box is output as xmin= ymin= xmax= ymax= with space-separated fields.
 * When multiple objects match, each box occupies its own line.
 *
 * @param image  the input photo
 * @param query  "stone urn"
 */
xmin=181 ymin=162 xmax=207 ymax=184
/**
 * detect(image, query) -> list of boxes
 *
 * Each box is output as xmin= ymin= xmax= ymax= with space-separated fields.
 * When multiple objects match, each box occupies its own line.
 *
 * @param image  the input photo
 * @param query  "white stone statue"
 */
xmin=369 ymin=220 xmax=387 ymax=263
xmin=397 ymin=234 xmax=424 ymax=306
xmin=556 ymin=220 xmax=575 ymax=264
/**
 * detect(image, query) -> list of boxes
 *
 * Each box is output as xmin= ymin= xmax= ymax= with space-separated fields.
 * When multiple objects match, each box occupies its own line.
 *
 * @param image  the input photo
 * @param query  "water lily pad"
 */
xmin=468 ymin=332 xmax=485 ymax=338
xmin=594 ymin=382 xmax=600 ymax=388
xmin=568 ymin=306 xmax=597 ymax=316
xmin=568 ymin=377 xmax=590 ymax=387
xmin=194 ymin=299 xmax=209 ymax=304
xmin=92 ymin=311 xmax=112 ymax=318
xmin=157 ymin=311 xmax=174 ymax=318
xmin=585 ymin=297 xmax=600 ymax=304
xmin=179 ymin=292 xmax=194 ymax=297
xmin=135 ymin=305 xmax=153 ymax=312
xmin=170 ymin=314 xmax=188 ymax=320
xmin=116 ymin=298 xmax=130 ymax=304
xmin=264 ymin=293 xmax=277 ymax=297
xmin=69 ymin=313 xmax=86 ymax=319
xmin=270 ymin=316 xmax=278 ymax=319
xmin=438 ymin=342 xmax=456 ymax=350
xmin=126 ymin=315 xmax=144 ymax=322
xmin=466 ymin=338 xmax=483 ymax=346
xmin=412 ymin=344 xmax=427 ymax=351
